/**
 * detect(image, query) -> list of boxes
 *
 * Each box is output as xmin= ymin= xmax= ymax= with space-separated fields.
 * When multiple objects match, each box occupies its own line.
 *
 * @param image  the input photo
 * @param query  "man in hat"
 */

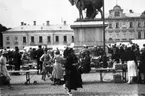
xmin=36 ymin=45 xmax=44 ymax=74
xmin=13 ymin=47 xmax=22 ymax=71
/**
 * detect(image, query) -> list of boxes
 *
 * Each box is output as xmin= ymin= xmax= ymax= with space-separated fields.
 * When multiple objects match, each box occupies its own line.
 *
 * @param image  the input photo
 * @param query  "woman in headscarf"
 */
xmin=64 ymin=48 xmax=82 ymax=95
xmin=0 ymin=51 xmax=12 ymax=88
xmin=51 ymin=51 xmax=64 ymax=85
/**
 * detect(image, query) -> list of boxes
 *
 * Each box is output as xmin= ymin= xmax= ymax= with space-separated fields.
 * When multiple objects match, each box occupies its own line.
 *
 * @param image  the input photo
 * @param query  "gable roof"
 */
xmin=6 ymin=24 xmax=72 ymax=32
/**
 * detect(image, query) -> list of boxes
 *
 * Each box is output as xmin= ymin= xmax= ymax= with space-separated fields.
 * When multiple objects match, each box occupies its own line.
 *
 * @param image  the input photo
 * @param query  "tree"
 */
xmin=0 ymin=24 xmax=9 ymax=48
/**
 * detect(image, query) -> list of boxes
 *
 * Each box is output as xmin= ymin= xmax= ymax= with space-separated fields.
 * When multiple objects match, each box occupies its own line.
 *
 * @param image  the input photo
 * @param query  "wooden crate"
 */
xmin=113 ymin=74 xmax=122 ymax=83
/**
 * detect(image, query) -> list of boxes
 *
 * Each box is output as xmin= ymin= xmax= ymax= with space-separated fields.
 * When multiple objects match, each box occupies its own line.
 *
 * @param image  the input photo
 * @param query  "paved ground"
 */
xmin=1 ymin=71 xmax=145 ymax=96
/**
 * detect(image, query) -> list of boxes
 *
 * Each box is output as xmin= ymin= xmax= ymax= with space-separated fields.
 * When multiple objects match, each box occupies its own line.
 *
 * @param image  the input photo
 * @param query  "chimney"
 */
xmin=46 ymin=21 xmax=49 ymax=26
xmin=129 ymin=10 xmax=133 ymax=13
xmin=21 ymin=22 xmax=24 ymax=26
xmin=33 ymin=21 xmax=36 ymax=26
xmin=64 ymin=21 xmax=66 ymax=25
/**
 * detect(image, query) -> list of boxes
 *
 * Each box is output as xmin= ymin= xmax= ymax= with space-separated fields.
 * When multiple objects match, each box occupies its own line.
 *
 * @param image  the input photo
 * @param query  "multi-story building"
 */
xmin=105 ymin=5 xmax=145 ymax=44
xmin=2 ymin=21 xmax=74 ymax=49
xmin=2 ymin=5 xmax=145 ymax=49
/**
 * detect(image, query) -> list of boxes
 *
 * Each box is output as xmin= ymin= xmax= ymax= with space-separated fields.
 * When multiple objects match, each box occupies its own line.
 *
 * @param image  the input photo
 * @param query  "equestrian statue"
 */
xmin=69 ymin=0 xmax=103 ymax=20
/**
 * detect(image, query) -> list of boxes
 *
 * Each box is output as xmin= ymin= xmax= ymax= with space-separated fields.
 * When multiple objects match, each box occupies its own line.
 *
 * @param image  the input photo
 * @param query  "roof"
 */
xmin=113 ymin=5 xmax=122 ymax=11
xmin=125 ymin=13 xmax=141 ymax=17
xmin=6 ymin=24 xmax=73 ymax=32
xmin=141 ymin=11 xmax=145 ymax=17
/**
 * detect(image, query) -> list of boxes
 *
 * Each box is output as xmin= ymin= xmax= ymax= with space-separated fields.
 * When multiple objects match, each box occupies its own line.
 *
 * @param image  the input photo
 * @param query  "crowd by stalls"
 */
xmin=1 ymin=42 xmax=145 ymax=91
xmin=90 ymin=42 xmax=145 ymax=84
xmin=0 ymin=45 xmax=83 ymax=94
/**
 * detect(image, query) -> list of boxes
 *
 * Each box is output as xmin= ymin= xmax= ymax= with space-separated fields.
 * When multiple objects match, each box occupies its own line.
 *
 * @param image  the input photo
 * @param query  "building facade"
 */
xmin=3 ymin=21 xmax=74 ymax=49
xmin=2 ymin=5 xmax=145 ymax=49
xmin=105 ymin=5 xmax=145 ymax=44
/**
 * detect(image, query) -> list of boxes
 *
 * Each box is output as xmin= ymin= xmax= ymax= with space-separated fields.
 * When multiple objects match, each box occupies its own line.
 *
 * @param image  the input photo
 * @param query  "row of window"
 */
xmin=108 ymin=31 xmax=145 ymax=40
xmin=30 ymin=36 xmax=74 ymax=43
xmin=6 ymin=35 xmax=74 ymax=44
xmin=108 ymin=21 xmax=145 ymax=29
xmin=108 ymin=38 xmax=133 ymax=41
xmin=137 ymin=31 xmax=145 ymax=39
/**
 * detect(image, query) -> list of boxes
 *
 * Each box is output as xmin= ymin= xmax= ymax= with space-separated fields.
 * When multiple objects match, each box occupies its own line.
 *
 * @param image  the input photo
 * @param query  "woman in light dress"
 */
xmin=125 ymin=46 xmax=138 ymax=84
xmin=51 ymin=51 xmax=64 ymax=85
xmin=0 ymin=51 xmax=12 ymax=88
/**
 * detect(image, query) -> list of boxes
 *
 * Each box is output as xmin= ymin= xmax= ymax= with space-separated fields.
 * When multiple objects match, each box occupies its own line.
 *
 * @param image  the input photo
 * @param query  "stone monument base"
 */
xmin=71 ymin=20 xmax=107 ymax=47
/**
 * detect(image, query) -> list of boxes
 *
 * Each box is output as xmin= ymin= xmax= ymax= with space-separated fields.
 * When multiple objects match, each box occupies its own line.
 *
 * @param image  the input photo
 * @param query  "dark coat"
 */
xmin=124 ymin=48 xmax=137 ymax=66
xmin=13 ymin=51 xmax=22 ymax=70
xmin=65 ymin=54 xmax=82 ymax=90
xmin=36 ymin=48 xmax=44 ymax=60
xmin=139 ymin=51 xmax=145 ymax=73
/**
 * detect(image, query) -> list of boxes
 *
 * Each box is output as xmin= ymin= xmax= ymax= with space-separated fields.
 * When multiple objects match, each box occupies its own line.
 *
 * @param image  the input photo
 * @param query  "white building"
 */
xmin=3 ymin=21 xmax=74 ymax=49
xmin=105 ymin=5 xmax=145 ymax=44
xmin=2 ymin=5 xmax=145 ymax=49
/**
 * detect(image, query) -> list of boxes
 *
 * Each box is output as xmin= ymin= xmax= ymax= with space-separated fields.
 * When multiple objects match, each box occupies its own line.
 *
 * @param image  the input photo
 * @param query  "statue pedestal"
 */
xmin=71 ymin=20 xmax=107 ymax=47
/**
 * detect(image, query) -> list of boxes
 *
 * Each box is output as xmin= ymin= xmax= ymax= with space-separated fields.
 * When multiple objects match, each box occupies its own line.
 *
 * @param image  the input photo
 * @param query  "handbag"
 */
xmin=77 ymin=66 xmax=83 ymax=74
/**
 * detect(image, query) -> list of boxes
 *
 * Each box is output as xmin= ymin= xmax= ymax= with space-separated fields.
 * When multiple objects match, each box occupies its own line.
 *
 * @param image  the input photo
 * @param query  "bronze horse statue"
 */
xmin=69 ymin=0 xmax=103 ymax=19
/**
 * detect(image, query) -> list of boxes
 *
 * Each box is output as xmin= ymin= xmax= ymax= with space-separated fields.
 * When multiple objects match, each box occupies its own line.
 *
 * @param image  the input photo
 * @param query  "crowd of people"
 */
xmin=0 ymin=45 xmax=83 ymax=95
xmin=0 ymin=42 xmax=145 ymax=94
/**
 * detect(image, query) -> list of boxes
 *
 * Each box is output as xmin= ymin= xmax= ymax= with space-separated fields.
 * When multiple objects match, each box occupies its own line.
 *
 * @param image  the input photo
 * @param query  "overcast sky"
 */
xmin=0 ymin=0 xmax=145 ymax=28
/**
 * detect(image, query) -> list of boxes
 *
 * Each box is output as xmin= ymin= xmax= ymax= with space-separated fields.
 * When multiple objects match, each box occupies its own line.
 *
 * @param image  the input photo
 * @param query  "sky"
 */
xmin=0 ymin=0 xmax=145 ymax=28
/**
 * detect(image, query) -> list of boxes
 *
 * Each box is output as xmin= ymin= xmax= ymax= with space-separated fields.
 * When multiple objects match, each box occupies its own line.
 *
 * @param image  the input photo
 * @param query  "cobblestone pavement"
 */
xmin=1 ymin=72 xmax=145 ymax=96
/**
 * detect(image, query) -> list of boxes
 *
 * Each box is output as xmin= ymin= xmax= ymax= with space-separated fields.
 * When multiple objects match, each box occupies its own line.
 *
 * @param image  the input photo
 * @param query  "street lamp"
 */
xmin=103 ymin=0 xmax=105 ymax=54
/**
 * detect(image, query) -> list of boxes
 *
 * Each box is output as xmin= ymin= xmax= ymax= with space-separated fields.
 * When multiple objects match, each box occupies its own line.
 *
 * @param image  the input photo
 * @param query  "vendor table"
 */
xmin=95 ymin=68 xmax=126 ymax=83
xmin=8 ymin=69 xmax=38 ymax=85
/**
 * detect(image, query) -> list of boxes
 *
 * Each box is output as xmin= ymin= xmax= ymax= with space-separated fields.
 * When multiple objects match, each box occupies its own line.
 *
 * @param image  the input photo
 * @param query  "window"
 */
xmin=15 ymin=36 xmax=18 ymax=41
xmin=115 ymin=12 xmax=120 ymax=17
xmin=115 ymin=39 xmax=120 ymax=41
xmin=138 ymin=31 xmax=141 ymax=39
xmin=47 ymin=36 xmax=51 ymax=43
xmin=138 ymin=22 xmax=141 ymax=28
xmin=116 ymin=22 xmax=119 ymax=28
xmin=14 ymin=42 xmax=18 ymax=45
xmin=108 ymin=31 xmax=113 ymax=33
xmin=31 ymin=36 xmax=34 ymax=43
xmin=55 ymin=36 xmax=59 ymax=42
xmin=14 ymin=36 xmax=18 ymax=44
xmin=72 ymin=36 xmax=74 ymax=42
xmin=108 ymin=23 xmax=112 ymax=28
xmin=123 ymin=32 xmax=126 ymax=36
xmin=122 ymin=38 xmax=127 ymax=40
xmin=23 ymin=36 xmax=26 ymax=43
xmin=63 ymin=36 xmax=67 ymax=42
xmin=6 ymin=42 xmax=10 ymax=45
xmin=144 ymin=31 xmax=145 ymax=39
xmin=6 ymin=37 xmax=9 ymax=41
xmin=129 ymin=22 xmax=133 ymax=28
xmin=116 ymin=33 xmax=119 ymax=37
xmin=129 ymin=38 xmax=133 ymax=41
xmin=39 ymin=36 xmax=43 ymax=43
xmin=109 ymin=38 xmax=113 ymax=41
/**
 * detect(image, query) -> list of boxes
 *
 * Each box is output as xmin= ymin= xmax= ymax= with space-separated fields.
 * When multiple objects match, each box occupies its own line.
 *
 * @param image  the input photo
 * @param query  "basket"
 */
xmin=113 ymin=74 xmax=122 ymax=83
